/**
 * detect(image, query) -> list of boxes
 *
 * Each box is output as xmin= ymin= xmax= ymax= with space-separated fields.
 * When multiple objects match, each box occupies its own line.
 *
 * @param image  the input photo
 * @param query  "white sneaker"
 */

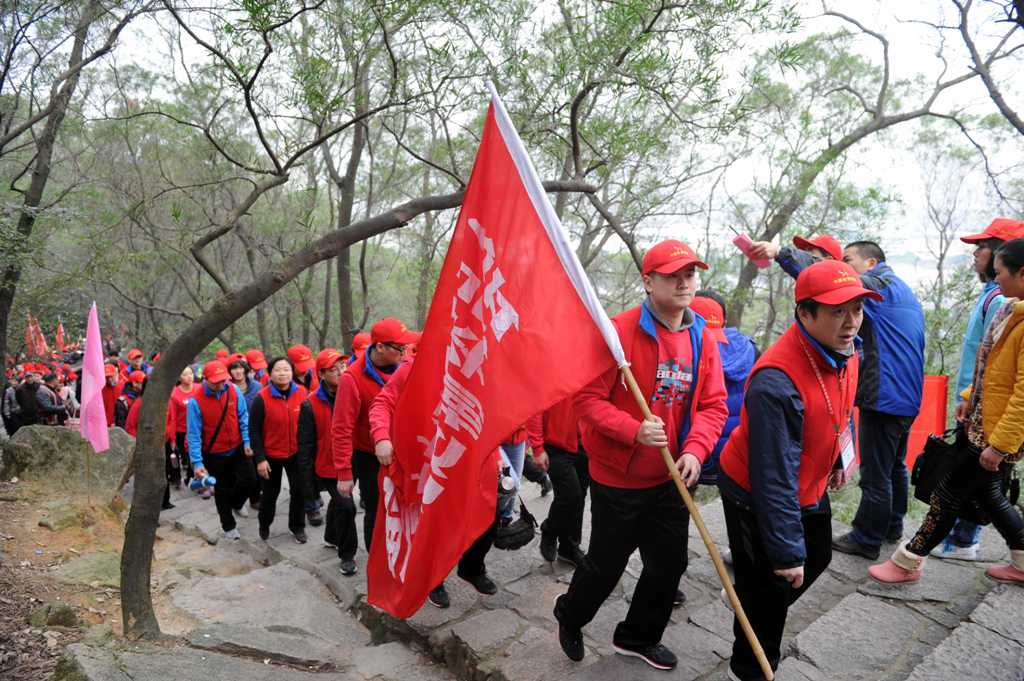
xmin=930 ymin=541 xmax=978 ymax=561
xmin=233 ymin=506 xmax=249 ymax=518
xmin=720 ymin=587 xmax=734 ymax=611
xmin=224 ymin=528 xmax=241 ymax=541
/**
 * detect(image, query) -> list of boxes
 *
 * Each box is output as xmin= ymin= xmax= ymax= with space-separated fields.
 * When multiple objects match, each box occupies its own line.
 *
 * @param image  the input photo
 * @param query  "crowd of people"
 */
xmin=4 ymin=219 xmax=1024 ymax=681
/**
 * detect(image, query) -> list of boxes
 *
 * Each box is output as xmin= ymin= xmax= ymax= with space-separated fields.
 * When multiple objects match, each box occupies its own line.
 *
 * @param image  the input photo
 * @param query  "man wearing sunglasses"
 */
xmin=332 ymin=317 xmax=418 ymax=557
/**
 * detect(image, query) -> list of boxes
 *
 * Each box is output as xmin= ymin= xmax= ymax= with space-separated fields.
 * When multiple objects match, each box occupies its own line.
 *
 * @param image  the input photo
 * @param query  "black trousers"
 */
xmin=458 ymin=521 xmax=497 ymax=577
xmin=541 ymin=447 xmax=589 ymax=548
xmin=258 ymin=455 xmax=306 ymax=534
xmin=722 ymin=495 xmax=832 ymax=681
xmin=316 ymin=475 xmax=358 ymax=561
xmin=522 ymin=455 xmax=547 ymax=484
xmin=175 ymin=432 xmax=193 ymax=483
xmin=352 ymin=450 xmax=380 ymax=551
xmin=908 ymin=455 xmax=1024 ymax=556
xmin=556 ymin=480 xmax=688 ymax=648
xmin=203 ymin=447 xmax=257 ymax=532
xmin=850 ymin=409 xmax=913 ymax=549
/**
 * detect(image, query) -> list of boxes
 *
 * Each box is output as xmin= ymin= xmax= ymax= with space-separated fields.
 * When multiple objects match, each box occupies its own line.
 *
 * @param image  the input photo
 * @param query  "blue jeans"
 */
xmin=946 ymin=518 xmax=983 ymax=547
xmin=498 ymin=441 xmax=526 ymax=520
xmin=850 ymin=409 xmax=914 ymax=550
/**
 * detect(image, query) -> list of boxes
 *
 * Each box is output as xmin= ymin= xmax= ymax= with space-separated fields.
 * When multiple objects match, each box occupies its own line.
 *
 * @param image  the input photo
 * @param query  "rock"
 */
xmin=55 ymin=552 xmax=120 ymax=588
xmin=906 ymin=622 xmax=1024 ymax=681
xmin=968 ymin=583 xmax=1024 ymax=645
xmin=29 ymin=601 xmax=79 ymax=627
xmin=0 ymin=425 xmax=133 ymax=488
xmin=39 ymin=500 xmax=83 ymax=531
xmin=82 ymin=623 xmax=114 ymax=646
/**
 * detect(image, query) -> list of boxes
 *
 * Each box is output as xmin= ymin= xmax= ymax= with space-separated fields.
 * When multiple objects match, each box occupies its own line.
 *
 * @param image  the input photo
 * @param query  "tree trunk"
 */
xmin=0 ymin=1 xmax=98 ymax=366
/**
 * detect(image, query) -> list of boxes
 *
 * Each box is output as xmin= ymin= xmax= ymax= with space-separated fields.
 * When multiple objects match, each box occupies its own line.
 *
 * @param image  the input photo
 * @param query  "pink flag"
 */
xmin=79 ymin=302 xmax=109 ymax=453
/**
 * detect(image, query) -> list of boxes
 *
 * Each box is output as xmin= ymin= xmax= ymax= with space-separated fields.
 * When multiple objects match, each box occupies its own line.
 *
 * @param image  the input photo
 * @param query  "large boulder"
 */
xmin=0 ymin=425 xmax=134 ymax=489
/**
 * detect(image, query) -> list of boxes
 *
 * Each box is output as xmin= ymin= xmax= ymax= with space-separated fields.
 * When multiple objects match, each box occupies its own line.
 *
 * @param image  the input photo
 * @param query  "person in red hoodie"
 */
xmin=298 ymin=349 xmax=357 ymax=575
xmin=246 ymin=349 xmax=269 ymax=385
xmin=332 ymin=317 xmax=415 ymax=556
xmin=369 ymin=354 xmax=500 ymax=610
xmin=168 ymin=366 xmax=198 ymax=488
xmin=249 ymin=356 xmax=309 ymax=543
xmin=101 ymin=364 xmax=121 ymax=427
xmin=554 ymin=239 xmax=729 ymax=671
xmin=115 ymin=370 xmax=146 ymax=429
xmin=533 ymin=397 xmax=588 ymax=568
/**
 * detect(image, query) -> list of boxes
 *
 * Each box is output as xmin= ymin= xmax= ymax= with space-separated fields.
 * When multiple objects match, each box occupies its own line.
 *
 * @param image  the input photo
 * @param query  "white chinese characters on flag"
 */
xmin=366 ymin=84 xmax=625 ymax=618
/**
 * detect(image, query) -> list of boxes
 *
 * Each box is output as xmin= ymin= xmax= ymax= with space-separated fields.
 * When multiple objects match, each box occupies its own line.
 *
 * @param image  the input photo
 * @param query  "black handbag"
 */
xmin=911 ymin=428 xmax=1020 ymax=525
xmin=493 ymin=498 xmax=537 ymax=551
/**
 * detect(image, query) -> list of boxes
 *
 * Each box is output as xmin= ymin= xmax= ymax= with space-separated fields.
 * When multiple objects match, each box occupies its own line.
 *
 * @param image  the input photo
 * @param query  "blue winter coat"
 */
xmin=700 ymin=327 xmax=757 ymax=484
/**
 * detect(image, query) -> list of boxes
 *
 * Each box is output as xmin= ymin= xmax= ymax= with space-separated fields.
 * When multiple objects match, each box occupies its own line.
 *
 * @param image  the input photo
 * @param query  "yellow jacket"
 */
xmin=981 ymin=300 xmax=1024 ymax=457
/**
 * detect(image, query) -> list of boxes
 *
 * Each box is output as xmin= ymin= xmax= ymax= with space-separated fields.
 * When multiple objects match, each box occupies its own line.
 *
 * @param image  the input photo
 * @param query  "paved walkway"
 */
xmin=57 ymin=479 xmax=1024 ymax=681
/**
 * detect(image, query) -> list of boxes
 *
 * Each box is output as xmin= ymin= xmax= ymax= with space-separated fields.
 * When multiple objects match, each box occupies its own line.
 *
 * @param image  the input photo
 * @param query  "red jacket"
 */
xmin=332 ymin=353 xmax=397 ymax=480
xmin=369 ymin=359 xmax=413 ymax=445
xmin=575 ymin=304 xmax=728 ymax=489
xmin=251 ymin=383 xmax=307 ymax=460
xmin=536 ymin=396 xmax=581 ymax=453
xmin=193 ymin=383 xmax=243 ymax=454
xmin=304 ymin=385 xmax=336 ymax=479
xmin=124 ymin=397 xmax=174 ymax=442
xmin=102 ymin=380 xmax=122 ymax=427
xmin=719 ymin=323 xmax=858 ymax=507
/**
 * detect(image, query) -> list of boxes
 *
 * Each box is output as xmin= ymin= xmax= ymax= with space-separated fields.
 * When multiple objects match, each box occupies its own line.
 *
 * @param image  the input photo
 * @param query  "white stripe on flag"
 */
xmin=486 ymin=81 xmax=627 ymax=368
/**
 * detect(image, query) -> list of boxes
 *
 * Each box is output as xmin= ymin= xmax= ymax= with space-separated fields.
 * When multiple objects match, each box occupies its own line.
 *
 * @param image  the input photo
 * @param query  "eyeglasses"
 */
xmin=384 ymin=343 xmax=406 ymax=353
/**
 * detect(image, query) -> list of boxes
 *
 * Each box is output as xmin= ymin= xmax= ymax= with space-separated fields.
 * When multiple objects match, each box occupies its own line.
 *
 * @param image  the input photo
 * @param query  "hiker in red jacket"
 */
xmin=534 ymin=397 xmax=589 ymax=568
xmin=250 ymin=356 xmax=309 ymax=543
xmin=554 ymin=239 xmax=729 ymax=671
xmin=332 ymin=318 xmax=415 ymax=555
xmin=102 ymin=364 xmax=121 ymax=426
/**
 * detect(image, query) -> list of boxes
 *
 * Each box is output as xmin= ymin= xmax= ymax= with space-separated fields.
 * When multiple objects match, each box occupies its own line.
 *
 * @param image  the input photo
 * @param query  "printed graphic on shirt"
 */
xmin=653 ymin=360 xmax=693 ymax=405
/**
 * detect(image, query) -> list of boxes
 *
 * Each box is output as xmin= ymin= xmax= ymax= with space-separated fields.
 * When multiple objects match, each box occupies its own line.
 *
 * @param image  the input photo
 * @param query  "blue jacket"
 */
xmin=955 ymin=281 xmax=1005 ymax=401
xmin=186 ymin=382 xmax=251 ymax=465
xmin=700 ymin=327 xmax=757 ymax=484
xmin=718 ymin=322 xmax=854 ymax=568
xmin=237 ymin=379 xmax=262 ymax=409
xmin=777 ymin=247 xmax=924 ymax=416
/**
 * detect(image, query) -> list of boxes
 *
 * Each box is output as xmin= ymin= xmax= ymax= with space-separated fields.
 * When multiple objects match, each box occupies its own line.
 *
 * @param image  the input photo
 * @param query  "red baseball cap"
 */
xmin=214 ymin=349 xmax=229 ymax=360
xmin=352 ymin=332 xmax=371 ymax=353
xmin=690 ymin=296 xmax=728 ymax=344
xmin=641 ymin=239 xmax=708 ymax=275
xmin=960 ymin=217 xmax=1024 ymax=244
xmin=245 ymin=349 xmax=268 ymax=370
xmin=793 ymin=234 xmax=842 ymax=261
xmin=128 ymin=370 xmax=147 ymax=383
xmin=795 ymin=261 xmax=883 ymax=305
xmin=371 ymin=318 xmax=418 ymax=345
xmin=287 ymin=344 xmax=316 ymax=373
xmin=103 ymin=364 xmax=118 ymax=377
xmin=127 ymin=348 xmax=143 ymax=360
xmin=203 ymin=360 xmax=229 ymax=383
xmin=315 ymin=348 xmax=345 ymax=371
xmin=228 ymin=352 xmax=247 ymax=365
xmin=67 ymin=371 xmax=77 ymax=381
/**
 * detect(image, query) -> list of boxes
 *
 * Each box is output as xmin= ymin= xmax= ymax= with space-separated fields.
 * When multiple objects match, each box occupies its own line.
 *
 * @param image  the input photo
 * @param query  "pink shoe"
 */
xmin=868 ymin=559 xmax=921 ymax=584
xmin=200 ymin=488 xmax=213 ymax=499
xmin=986 ymin=563 xmax=1024 ymax=584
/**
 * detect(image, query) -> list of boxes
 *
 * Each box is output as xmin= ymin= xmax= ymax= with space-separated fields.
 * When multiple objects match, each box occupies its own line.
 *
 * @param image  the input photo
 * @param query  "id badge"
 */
xmin=838 ymin=425 xmax=855 ymax=474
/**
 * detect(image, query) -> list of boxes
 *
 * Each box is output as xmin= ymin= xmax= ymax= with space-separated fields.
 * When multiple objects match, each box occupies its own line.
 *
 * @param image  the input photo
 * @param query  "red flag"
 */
xmin=55 ymin=320 xmax=66 ymax=352
xmin=24 ymin=315 xmax=34 ymax=356
xmin=366 ymin=87 xmax=624 ymax=618
xmin=31 ymin=315 xmax=49 ymax=356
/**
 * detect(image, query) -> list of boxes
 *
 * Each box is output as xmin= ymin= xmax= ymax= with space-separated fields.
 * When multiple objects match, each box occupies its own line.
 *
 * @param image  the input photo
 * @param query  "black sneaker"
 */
xmin=293 ymin=531 xmax=308 ymax=544
xmin=428 ymin=584 xmax=450 ymax=609
xmin=540 ymin=530 xmax=557 ymax=562
xmin=886 ymin=527 xmax=904 ymax=542
xmin=339 ymin=560 xmax=357 ymax=576
xmin=306 ymin=510 xmax=324 ymax=527
xmin=539 ymin=474 xmax=553 ymax=497
xmin=258 ymin=526 xmax=269 ymax=541
xmin=672 ymin=589 xmax=686 ymax=607
xmin=458 ymin=570 xmax=498 ymax=595
xmin=553 ymin=595 xmax=584 ymax=661
xmin=556 ymin=543 xmax=587 ymax=569
xmin=612 ymin=642 xmax=677 ymax=670
xmin=831 ymin=532 xmax=879 ymax=560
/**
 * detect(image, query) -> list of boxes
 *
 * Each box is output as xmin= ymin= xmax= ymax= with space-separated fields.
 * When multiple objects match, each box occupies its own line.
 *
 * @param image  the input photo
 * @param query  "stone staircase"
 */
xmin=62 ymin=479 xmax=1024 ymax=681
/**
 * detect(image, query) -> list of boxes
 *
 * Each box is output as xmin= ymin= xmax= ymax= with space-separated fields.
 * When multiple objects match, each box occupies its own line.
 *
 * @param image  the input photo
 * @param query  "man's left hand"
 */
xmin=675 ymin=452 xmax=701 ymax=487
xmin=828 ymin=469 xmax=848 ymax=491
xmin=532 ymin=448 xmax=550 ymax=472
xmin=243 ymin=446 xmax=254 ymax=458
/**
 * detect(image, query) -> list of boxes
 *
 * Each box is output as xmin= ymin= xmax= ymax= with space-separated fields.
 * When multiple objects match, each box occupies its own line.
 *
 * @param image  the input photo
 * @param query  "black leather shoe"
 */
xmin=554 ymin=595 xmax=584 ymax=661
xmin=612 ymin=642 xmax=677 ymax=670
xmin=540 ymin=530 xmax=557 ymax=562
xmin=557 ymin=543 xmax=587 ymax=569
xmin=428 ymin=584 xmax=450 ymax=609
xmin=307 ymin=510 xmax=324 ymax=527
xmin=458 ymin=570 xmax=498 ymax=595
xmin=539 ymin=474 xmax=553 ymax=497
xmin=258 ymin=526 xmax=269 ymax=541
xmin=672 ymin=589 xmax=686 ymax=607
xmin=292 ymin=530 xmax=308 ymax=544
xmin=339 ymin=560 xmax=357 ymax=576
xmin=831 ymin=532 xmax=879 ymax=560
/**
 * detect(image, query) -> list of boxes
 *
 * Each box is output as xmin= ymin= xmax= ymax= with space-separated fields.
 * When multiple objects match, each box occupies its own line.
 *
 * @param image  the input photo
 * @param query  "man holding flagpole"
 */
xmin=554 ymin=239 xmax=729 ymax=670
